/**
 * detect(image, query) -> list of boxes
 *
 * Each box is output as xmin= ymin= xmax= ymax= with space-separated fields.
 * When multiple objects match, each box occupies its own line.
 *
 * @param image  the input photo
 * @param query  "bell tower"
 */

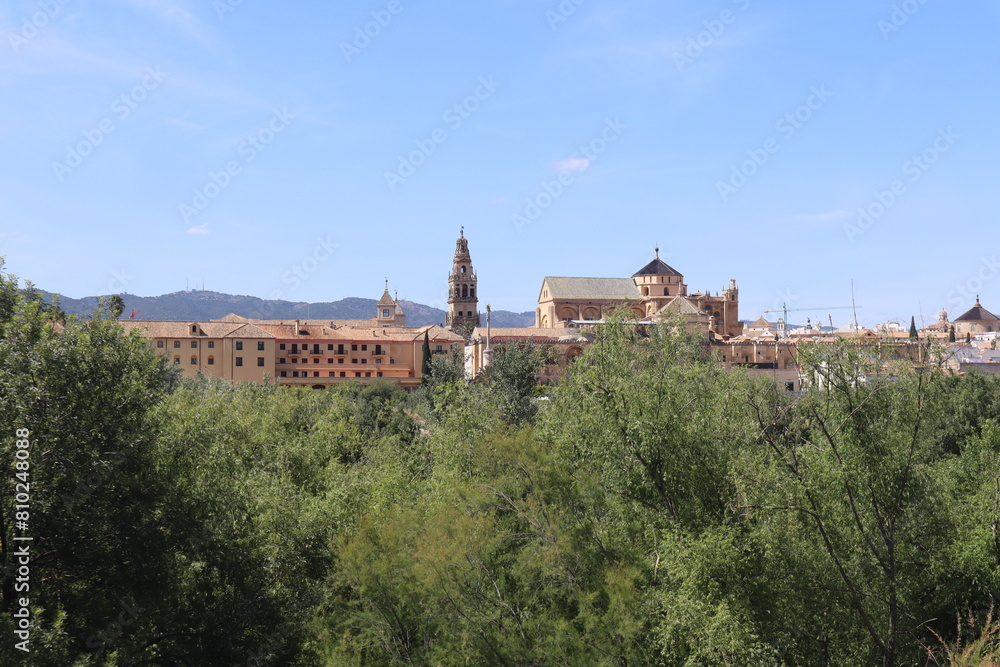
xmin=446 ymin=228 xmax=480 ymax=330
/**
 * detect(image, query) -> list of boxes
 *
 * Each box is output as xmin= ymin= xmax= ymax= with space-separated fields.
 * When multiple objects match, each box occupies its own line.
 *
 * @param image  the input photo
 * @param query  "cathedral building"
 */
xmin=534 ymin=251 xmax=742 ymax=337
xmin=446 ymin=228 xmax=481 ymax=330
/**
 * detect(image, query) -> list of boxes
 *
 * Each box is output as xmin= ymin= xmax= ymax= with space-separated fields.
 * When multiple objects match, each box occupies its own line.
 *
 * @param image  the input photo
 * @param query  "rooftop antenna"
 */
xmin=851 ymin=280 xmax=859 ymax=331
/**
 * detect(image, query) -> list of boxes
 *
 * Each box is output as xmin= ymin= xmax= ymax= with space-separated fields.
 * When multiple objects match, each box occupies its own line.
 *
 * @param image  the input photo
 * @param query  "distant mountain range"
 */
xmin=45 ymin=290 xmax=535 ymax=328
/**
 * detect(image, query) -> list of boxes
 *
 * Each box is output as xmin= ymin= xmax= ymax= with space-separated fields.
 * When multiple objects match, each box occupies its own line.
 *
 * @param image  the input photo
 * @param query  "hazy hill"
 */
xmin=46 ymin=290 xmax=535 ymax=328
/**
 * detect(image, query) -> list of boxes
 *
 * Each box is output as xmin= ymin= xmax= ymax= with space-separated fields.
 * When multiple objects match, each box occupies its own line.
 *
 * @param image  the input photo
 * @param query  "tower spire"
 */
xmin=446 ymin=229 xmax=480 ymax=332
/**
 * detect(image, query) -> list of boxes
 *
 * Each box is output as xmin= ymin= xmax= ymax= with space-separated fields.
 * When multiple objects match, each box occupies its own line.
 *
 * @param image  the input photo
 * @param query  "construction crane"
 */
xmin=762 ymin=304 xmax=861 ymax=330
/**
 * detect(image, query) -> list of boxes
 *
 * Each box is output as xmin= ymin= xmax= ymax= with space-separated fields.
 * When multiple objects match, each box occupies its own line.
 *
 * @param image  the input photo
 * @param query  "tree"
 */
xmin=481 ymin=341 xmax=544 ymax=424
xmin=743 ymin=341 xmax=961 ymax=666
xmin=949 ymin=324 xmax=957 ymax=342
xmin=421 ymin=330 xmax=432 ymax=379
xmin=108 ymin=293 xmax=125 ymax=319
xmin=909 ymin=315 xmax=918 ymax=340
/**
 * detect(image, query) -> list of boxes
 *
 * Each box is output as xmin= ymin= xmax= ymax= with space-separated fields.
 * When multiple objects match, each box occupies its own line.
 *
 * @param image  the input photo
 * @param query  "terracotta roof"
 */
xmin=121 ymin=321 xmax=275 ymax=339
xmin=632 ymin=258 xmax=682 ymax=278
xmin=748 ymin=317 xmax=773 ymax=328
xmin=542 ymin=277 xmax=639 ymax=301
xmin=377 ymin=289 xmax=396 ymax=307
xmin=472 ymin=327 xmax=578 ymax=341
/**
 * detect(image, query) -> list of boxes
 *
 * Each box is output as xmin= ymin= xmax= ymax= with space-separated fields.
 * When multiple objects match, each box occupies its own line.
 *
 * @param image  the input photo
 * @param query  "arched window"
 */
xmin=470 ymin=288 xmax=475 ymax=298
xmin=462 ymin=285 xmax=468 ymax=298
xmin=207 ymin=356 xmax=215 ymax=366
xmin=191 ymin=356 xmax=197 ymax=365
xmin=173 ymin=356 xmax=180 ymax=364
xmin=461 ymin=265 xmax=467 ymax=274
xmin=664 ymin=288 xmax=669 ymax=296
xmin=191 ymin=325 xmax=197 ymax=333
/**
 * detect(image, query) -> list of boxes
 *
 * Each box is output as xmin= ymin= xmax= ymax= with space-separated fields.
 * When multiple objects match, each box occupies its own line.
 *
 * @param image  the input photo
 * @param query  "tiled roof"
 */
xmin=377 ymin=289 xmax=396 ymax=307
xmin=955 ymin=300 xmax=1000 ymax=322
xmin=542 ymin=277 xmax=639 ymax=301
xmin=632 ymin=258 xmax=682 ymax=277
xmin=657 ymin=296 xmax=702 ymax=316
xmin=120 ymin=321 xmax=276 ymax=339
xmin=472 ymin=327 xmax=578 ymax=341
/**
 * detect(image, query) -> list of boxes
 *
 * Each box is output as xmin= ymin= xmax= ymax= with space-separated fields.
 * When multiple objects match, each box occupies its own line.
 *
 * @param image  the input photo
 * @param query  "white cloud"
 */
xmin=554 ymin=157 xmax=591 ymax=172
xmin=186 ymin=223 xmax=209 ymax=235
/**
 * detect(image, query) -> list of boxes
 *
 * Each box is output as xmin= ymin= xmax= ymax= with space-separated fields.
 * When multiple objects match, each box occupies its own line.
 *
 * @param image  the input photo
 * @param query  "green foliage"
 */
xmin=420 ymin=331 xmax=431 ymax=379
xmin=2 ymin=260 xmax=1000 ymax=665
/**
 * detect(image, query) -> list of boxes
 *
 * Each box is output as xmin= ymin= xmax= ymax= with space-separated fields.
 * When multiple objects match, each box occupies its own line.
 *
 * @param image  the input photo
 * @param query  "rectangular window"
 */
xmin=362 ymin=359 xmax=367 ymax=365
xmin=236 ymin=357 xmax=243 ymax=367
xmin=314 ymin=372 xmax=320 ymax=378
xmin=280 ymin=371 xmax=287 ymax=377
xmin=292 ymin=371 xmax=299 ymax=377
xmin=157 ymin=341 xmax=164 ymax=348
xmin=329 ymin=372 xmax=335 ymax=377
xmin=435 ymin=344 xmax=443 ymax=352
xmin=258 ymin=341 xmax=265 ymax=351
xmin=279 ymin=358 xmax=286 ymax=364
xmin=280 ymin=343 xmax=286 ymax=350
xmin=173 ymin=341 xmax=180 ymax=348
xmin=191 ymin=341 xmax=198 ymax=348
xmin=375 ymin=359 xmax=381 ymax=365
xmin=327 ymin=344 xmax=334 ymax=351
xmin=361 ymin=345 xmax=367 ymax=351
xmin=257 ymin=357 xmax=265 ymax=367
xmin=236 ymin=341 xmax=243 ymax=351
xmin=382 ymin=309 xmax=390 ymax=318
xmin=208 ymin=341 xmax=214 ymax=349
xmin=340 ymin=372 xmax=346 ymax=378
xmin=351 ymin=345 xmax=358 ymax=351
xmin=352 ymin=359 xmax=357 ymax=364
xmin=377 ymin=372 xmax=383 ymax=378
xmin=365 ymin=372 xmax=371 ymax=377
xmin=338 ymin=359 xmax=344 ymax=364
xmin=355 ymin=372 xmax=362 ymax=377
xmin=208 ymin=357 xmax=214 ymax=365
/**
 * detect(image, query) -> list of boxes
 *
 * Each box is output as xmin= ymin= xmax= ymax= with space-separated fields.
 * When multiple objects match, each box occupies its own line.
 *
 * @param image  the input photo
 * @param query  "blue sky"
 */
xmin=1 ymin=0 xmax=997 ymax=326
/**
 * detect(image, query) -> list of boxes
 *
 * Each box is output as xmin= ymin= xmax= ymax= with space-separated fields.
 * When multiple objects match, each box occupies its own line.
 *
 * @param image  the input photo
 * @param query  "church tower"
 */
xmin=446 ymin=228 xmax=481 ymax=330
xmin=376 ymin=280 xmax=406 ymax=328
